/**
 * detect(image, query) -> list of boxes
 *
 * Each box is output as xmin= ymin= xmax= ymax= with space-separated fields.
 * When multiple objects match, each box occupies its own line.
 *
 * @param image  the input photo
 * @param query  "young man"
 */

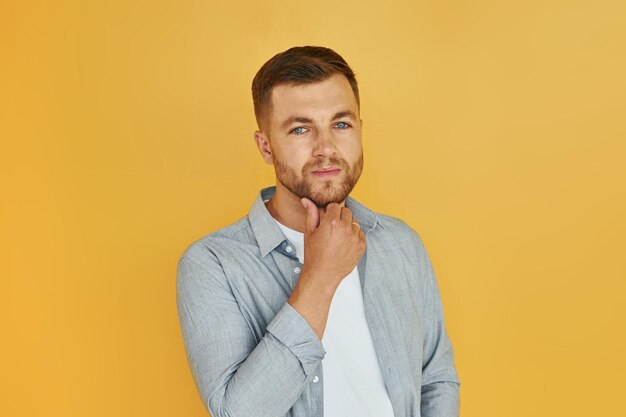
xmin=176 ymin=46 xmax=460 ymax=417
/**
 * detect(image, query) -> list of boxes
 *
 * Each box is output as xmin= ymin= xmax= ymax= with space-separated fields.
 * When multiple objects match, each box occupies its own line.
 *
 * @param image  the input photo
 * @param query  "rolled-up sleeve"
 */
xmin=176 ymin=254 xmax=326 ymax=417
xmin=411 ymin=231 xmax=461 ymax=417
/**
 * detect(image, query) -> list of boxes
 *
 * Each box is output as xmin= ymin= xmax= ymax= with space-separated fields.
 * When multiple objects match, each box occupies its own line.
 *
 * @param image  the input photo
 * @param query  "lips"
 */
xmin=311 ymin=167 xmax=341 ymax=177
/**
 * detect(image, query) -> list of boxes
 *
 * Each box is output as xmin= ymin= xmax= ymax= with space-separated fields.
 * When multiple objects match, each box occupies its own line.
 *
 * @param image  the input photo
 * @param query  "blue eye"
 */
xmin=291 ymin=127 xmax=307 ymax=135
xmin=336 ymin=122 xmax=350 ymax=129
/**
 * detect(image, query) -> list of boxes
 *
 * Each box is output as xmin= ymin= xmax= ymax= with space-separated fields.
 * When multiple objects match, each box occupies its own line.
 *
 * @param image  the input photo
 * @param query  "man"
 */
xmin=176 ymin=46 xmax=460 ymax=417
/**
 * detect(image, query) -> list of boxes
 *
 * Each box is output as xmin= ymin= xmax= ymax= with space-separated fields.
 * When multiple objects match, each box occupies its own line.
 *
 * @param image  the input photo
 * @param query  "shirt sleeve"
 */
xmin=411 ymin=231 xmax=461 ymax=417
xmin=176 ymin=254 xmax=326 ymax=417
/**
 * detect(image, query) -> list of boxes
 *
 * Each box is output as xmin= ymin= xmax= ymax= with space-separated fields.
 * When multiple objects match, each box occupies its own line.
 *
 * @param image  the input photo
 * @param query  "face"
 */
xmin=255 ymin=73 xmax=364 ymax=208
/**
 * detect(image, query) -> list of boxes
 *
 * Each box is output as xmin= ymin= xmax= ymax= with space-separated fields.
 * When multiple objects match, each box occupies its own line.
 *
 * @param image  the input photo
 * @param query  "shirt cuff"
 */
xmin=266 ymin=302 xmax=326 ymax=376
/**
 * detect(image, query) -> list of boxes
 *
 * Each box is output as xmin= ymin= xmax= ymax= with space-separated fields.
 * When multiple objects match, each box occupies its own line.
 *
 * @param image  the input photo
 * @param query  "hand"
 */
xmin=299 ymin=197 xmax=366 ymax=286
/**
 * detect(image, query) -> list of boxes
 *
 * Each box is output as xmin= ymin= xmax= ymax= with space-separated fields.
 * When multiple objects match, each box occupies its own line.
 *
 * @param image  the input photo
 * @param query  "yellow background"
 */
xmin=2 ymin=0 xmax=625 ymax=416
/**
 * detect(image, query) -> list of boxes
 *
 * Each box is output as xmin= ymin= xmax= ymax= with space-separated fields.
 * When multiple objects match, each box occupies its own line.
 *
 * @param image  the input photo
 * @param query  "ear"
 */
xmin=253 ymin=130 xmax=274 ymax=165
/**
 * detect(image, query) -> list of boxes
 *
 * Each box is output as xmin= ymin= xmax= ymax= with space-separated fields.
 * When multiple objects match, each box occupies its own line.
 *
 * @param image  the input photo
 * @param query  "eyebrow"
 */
xmin=280 ymin=110 xmax=358 ymax=129
xmin=332 ymin=111 xmax=358 ymax=121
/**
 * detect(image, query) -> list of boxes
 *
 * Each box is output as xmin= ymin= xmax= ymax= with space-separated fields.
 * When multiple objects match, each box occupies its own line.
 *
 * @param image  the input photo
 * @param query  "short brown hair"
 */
xmin=251 ymin=46 xmax=360 ymax=132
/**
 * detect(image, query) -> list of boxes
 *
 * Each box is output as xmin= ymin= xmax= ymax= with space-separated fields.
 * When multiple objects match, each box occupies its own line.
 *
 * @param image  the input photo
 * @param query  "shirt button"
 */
xmin=286 ymin=246 xmax=293 ymax=253
xmin=294 ymin=266 xmax=301 ymax=274
xmin=312 ymin=376 xmax=319 ymax=383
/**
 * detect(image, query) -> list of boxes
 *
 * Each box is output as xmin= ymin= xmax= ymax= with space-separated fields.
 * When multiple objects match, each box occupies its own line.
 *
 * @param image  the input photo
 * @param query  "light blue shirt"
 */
xmin=272 ymin=215 xmax=395 ymax=417
xmin=176 ymin=186 xmax=461 ymax=417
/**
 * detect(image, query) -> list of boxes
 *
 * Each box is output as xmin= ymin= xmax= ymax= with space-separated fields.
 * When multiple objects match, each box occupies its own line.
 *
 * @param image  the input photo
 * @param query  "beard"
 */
xmin=273 ymin=153 xmax=364 ymax=208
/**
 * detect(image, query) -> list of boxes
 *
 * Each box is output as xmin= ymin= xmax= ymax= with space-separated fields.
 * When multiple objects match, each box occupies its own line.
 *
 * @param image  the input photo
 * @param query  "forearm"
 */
xmin=287 ymin=271 xmax=338 ymax=340
xmin=421 ymin=381 xmax=460 ymax=417
xmin=289 ymin=200 xmax=364 ymax=341
xmin=207 ymin=303 xmax=325 ymax=417
xmin=177 ymin=257 xmax=326 ymax=417
xmin=212 ymin=273 xmax=337 ymax=416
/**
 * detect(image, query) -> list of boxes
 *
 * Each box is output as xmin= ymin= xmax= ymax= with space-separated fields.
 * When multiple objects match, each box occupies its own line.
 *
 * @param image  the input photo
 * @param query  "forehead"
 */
xmin=269 ymin=73 xmax=358 ymax=120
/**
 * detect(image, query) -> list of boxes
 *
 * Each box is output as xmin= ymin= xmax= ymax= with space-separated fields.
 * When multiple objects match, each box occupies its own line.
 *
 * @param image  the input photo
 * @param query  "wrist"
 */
xmin=290 ymin=273 xmax=336 ymax=310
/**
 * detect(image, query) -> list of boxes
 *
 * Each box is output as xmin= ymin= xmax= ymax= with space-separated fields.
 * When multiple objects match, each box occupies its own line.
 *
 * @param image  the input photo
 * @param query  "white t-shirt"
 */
xmin=272 ymin=217 xmax=395 ymax=417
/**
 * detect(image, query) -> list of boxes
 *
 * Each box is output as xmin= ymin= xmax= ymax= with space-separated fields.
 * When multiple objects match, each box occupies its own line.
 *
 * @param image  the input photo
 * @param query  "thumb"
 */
xmin=300 ymin=197 xmax=320 ymax=233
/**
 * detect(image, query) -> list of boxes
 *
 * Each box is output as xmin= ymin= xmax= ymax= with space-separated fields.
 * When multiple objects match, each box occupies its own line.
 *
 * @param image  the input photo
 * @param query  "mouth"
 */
xmin=311 ymin=167 xmax=341 ymax=178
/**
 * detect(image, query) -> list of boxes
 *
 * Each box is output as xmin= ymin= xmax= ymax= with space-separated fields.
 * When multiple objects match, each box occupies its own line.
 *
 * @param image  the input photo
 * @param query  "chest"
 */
xmin=217 ymin=237 xmax=426 ymax=360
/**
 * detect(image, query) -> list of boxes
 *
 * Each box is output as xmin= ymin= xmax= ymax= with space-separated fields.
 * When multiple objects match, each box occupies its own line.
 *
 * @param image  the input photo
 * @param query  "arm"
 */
xmin=176 ymin=253 xmax=325 ymax=417
xmin=176 ymin=202 xmax=364 ymax=417
xmin=289 ymin=199 xmax=367 ymax=340
xmin=413 ymin=232 xmax=461 ymax=417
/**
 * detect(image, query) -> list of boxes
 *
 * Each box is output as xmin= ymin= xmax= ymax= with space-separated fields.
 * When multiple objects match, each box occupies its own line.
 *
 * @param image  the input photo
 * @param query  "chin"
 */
xmin=307 ymin=188 xmax=350 ymax=208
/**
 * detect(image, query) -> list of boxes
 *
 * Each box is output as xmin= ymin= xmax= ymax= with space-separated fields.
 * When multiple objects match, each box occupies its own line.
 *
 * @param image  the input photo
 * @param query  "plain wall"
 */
xmin=2 ymin=0 xmax=625 ymax=416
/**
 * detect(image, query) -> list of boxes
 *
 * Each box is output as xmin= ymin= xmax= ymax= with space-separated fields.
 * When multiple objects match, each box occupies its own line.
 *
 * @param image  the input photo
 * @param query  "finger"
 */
xmin=325 ymin=203 xmax=341 ymax=220
xmin=300 ymin=198 xmax=320 ymax=233
xmin=340 ymin=207 xmax=353 ymax=224
xmin=318 ymin=204 xmax=327 ymax=222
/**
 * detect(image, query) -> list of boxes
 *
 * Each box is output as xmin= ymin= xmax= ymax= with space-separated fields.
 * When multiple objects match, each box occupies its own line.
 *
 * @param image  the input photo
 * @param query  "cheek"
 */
xmin=341 ymin=141 xmax=363 ymax=161
xmin=288 ymin=149 xmax=313 ymax=170
xmin=276 ymin=150 xmax=309 ymax=173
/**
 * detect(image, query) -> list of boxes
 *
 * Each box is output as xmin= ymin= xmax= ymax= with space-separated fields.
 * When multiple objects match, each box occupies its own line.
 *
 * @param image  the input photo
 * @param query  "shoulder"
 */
xmin=178 ymin=215 xmax=257 ymax=270
xmin=372 ymin=211 xmax=427 ymax=251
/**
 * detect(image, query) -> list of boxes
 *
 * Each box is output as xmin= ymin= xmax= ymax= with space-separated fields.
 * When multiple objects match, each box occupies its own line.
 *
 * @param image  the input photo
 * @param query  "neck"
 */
xmin=266 ymin=182 xmax=345 ymax=233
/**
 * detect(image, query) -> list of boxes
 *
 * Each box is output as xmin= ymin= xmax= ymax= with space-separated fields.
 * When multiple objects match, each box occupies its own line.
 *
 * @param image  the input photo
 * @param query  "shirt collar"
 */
xmin=248 ymin=186 xmax=380 ymax=258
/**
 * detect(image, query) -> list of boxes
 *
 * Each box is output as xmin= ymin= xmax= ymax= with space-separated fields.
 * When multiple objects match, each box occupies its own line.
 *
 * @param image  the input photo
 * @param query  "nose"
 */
xmin=312 ymin=128 xmax=338 ymax=157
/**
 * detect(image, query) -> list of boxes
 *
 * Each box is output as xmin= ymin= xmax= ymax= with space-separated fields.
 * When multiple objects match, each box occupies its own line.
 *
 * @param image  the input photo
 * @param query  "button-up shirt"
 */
xmin=176 ymin=186 xmax=461 ymax=417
